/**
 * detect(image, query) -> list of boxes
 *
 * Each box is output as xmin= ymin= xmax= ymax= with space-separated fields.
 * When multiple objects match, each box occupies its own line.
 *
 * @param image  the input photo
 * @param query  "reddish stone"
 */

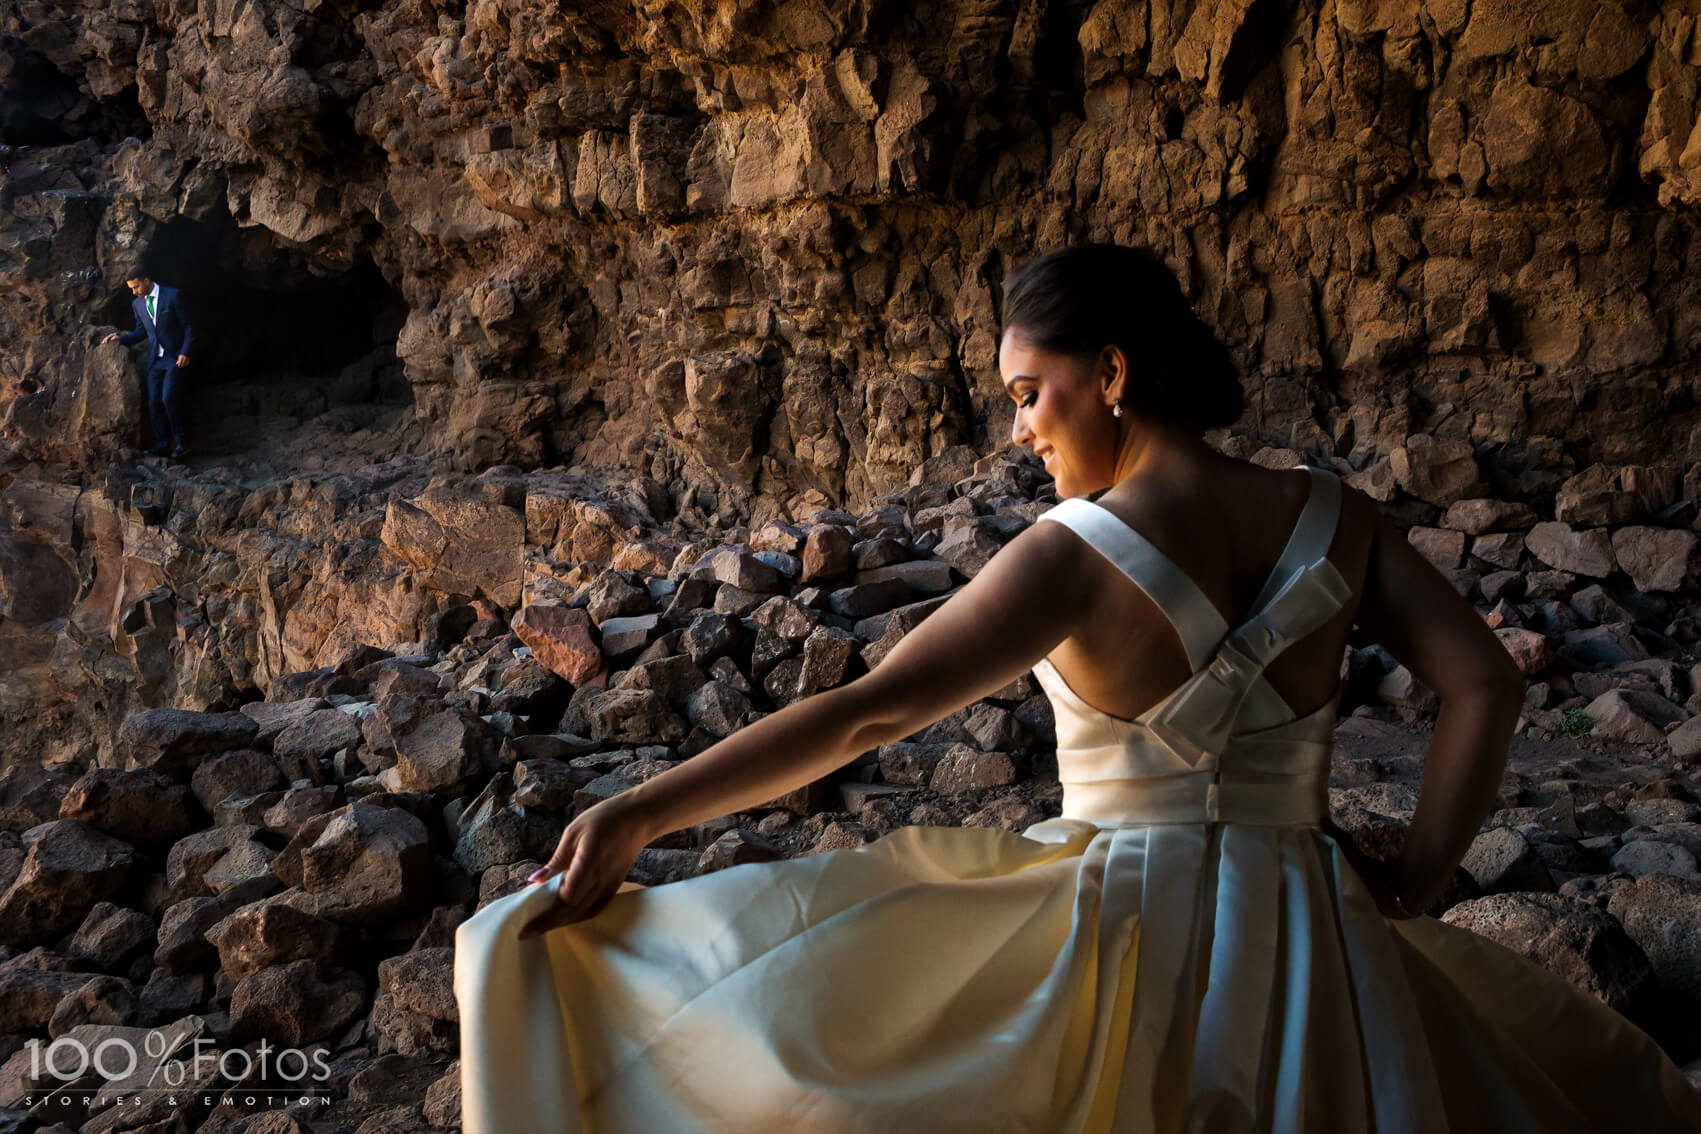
xmin=513 ymin=601 xmax=605 ymax=686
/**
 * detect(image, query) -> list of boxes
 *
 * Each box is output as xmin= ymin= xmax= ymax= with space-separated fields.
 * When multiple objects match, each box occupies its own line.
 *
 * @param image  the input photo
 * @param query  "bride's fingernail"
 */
xmin=526 ymin=868 xmax=546 ymax=882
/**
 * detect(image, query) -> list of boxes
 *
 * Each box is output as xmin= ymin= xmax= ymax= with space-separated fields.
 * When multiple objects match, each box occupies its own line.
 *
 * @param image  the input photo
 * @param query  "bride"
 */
xmin=456 ymin=243 xmax=1701 ymax=1132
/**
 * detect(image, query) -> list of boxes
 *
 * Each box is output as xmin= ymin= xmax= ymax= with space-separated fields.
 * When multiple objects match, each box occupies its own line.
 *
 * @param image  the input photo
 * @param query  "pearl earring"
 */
xmin=1111 ymin=399 xmax=1123 ymax=419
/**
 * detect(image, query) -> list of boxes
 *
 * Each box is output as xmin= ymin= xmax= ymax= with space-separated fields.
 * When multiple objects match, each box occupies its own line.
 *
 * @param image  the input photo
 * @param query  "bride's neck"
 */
xmin=1107 ymin=422 xmax=1220 ymax=491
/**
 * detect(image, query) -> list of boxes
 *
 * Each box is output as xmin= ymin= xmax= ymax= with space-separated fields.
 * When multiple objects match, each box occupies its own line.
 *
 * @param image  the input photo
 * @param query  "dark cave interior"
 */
xmin=99 ymin=209 xmax=412 ymax=409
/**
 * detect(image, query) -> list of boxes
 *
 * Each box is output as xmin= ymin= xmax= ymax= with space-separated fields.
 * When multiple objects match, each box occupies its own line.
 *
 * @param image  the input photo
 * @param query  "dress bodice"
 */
xmin=1029 ymin=466 xmax=1354 ymax=829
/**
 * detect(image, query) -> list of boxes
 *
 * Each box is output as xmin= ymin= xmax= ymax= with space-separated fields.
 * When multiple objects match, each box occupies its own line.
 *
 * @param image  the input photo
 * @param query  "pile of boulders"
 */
xmin=6 ymin=440 xmax=1701 ymax=1128
xmin=1363 ymin=441 xmax=1701 ymax=750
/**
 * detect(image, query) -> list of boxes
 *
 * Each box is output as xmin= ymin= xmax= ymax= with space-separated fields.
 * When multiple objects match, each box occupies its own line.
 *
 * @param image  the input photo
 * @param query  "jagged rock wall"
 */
xmin=4 ymin=0 xmax=1701 ymax=520
xmin=0 ymin=450 xmax=691 ymax=769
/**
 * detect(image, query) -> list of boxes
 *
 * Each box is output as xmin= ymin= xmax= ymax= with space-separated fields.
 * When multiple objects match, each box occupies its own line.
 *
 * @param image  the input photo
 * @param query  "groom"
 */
xmin=100 ymin=268 xmax=196 ymax=459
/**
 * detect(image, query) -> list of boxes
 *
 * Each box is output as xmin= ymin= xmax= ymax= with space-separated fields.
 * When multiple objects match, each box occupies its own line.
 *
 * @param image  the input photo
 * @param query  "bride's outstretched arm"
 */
xmin=613 ymin=520 xmax=1090 ymax=844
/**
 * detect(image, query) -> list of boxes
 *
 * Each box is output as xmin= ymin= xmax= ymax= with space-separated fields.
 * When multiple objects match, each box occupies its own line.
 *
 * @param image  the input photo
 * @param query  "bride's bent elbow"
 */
xmin=1435 ymin=642 xmax=1527 ymax=708
xmin=1441 ymin=673 xmax=1527 ymax=711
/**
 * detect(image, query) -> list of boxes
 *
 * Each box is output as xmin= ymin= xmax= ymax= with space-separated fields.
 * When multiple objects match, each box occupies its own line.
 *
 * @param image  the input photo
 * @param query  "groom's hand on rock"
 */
xmin=517 ymin=798 xmax=652 ymax=941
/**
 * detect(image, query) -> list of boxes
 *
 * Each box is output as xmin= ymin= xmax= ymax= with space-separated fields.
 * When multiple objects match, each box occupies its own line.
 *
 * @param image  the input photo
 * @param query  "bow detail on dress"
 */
xmin=1142 ymin=554 xmax=1355 ymax=769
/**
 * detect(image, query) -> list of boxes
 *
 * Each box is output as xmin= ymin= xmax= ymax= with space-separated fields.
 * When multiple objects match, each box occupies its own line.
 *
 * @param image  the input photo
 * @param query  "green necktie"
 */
xmin=146 ymin=294 xmax=155 ymax=322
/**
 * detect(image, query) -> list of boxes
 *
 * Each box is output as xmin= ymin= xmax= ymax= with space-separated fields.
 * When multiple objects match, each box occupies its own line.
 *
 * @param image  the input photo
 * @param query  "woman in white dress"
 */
xmin=456 ymin=242 xmax=1701 ymax=1132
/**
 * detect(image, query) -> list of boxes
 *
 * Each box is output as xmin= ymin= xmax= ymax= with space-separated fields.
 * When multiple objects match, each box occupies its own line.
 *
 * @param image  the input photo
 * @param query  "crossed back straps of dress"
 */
xmin=1038 ymin=467 xmax=1355 ymax=769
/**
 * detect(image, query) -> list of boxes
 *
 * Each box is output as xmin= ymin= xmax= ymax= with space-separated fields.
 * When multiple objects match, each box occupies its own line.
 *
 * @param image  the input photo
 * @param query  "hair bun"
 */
xmin=1002 ymin=243 xmax=1244 ymax=433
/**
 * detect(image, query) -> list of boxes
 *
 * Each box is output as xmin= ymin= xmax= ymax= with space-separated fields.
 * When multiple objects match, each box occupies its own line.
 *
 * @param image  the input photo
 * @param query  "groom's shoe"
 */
xmin=146 ymin=443 xmax=170 ymax=457
xmin=169 ymin=443 xmax=191 ymax=460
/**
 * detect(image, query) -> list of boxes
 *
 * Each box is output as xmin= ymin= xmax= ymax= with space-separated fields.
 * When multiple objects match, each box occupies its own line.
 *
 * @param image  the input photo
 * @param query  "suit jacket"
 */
xmin=119 ymin=285 xmax=196 ymax=362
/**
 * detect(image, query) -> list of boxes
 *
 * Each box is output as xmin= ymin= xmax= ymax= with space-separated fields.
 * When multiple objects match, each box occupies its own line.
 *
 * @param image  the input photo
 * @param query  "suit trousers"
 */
xmin=145 ymin=359 xmax=189 ymax=448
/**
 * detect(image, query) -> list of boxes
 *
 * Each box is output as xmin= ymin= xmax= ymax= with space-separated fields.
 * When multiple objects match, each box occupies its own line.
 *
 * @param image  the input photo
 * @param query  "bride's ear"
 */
xmin=1098 ymin=343 xmax=1130 ymax=407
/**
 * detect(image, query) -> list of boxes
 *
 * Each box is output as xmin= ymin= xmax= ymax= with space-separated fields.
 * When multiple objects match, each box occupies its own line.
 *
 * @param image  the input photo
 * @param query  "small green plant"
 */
xmin=1557 ymin=707 xmax=1593 ymax=737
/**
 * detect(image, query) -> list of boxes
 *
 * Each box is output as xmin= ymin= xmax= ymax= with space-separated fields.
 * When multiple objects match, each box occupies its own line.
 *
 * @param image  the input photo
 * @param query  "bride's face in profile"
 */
xmin=999 ymin=325 xmax=1122 ymax=499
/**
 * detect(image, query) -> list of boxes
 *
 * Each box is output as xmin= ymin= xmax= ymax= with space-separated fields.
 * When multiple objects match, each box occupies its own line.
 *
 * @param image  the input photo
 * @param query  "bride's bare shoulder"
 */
xmin=1096 ymin=456 xmax=1309 ymax=524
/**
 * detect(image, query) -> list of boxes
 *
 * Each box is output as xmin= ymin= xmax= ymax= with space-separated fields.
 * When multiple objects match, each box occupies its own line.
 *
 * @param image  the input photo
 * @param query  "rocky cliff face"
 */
xmin=4 ymin=0 xmax=1701 ymax=517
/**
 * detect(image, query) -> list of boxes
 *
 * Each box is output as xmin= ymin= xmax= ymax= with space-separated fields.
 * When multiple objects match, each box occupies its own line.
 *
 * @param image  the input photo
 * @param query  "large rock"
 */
xmin=273 ymin=801 xmax=433 ymax=924
xmin=371 ymin=945 xmax=460 ymax=1054
xmin=1555 ymin=466 xmax=1641 ymax=526
xmin=0 ymin=966 xmax=106 ymax=1032
xmin=57 ymin=767 xmax=197 ymax=846
xmin=0 ymin=820 xmax=134 ymax=946
xmin=1390 ymin=435 xmax=1482 ymax=506
xmin=118 ymin=710 xmax=260 ymax=780
xmin=62 ymin=901 xmax=156 ymax=972
xmin=1406 ymin=526 xmax=1466 ymax=570
xmin=489 ymin=657 xmax=572 ymax=719
xmin=0 ymin=764 xmax=81 ymax=833
xmin=615 ymin=653 xmax=709 ymax=712
xmin=928 ymin=748 xmax=1019 ymax=794
xmin=1559 ymin=624 xmax=1650 ymax=669
xmin=684 ymin=680 xmax=754 ymax=738
xmin=1607 ymin=873 xmax=1701 ymax=1004
xmin=877 ymin=742 xmax=959 ymax=786
xmin=1611 ymin=840 xmax=1700 ymax=878
xmin=229 ymin=958 xmax=367 ymax=1046
xmin=205 ymin=890 xmax=348 ymax=982
xmin=582 ymin=687 xmax=689 ymax=744
xmin=239 ymin=698 xmax=331 ymax=747
xmin=513 ymin=601 xmax=606 ymax=686
xmin=1585 ymin=689 xmax=1687 ymax=747
xmin=272 ymin=709 xmax=364 ymax=773
xmin=1525 ymin=522 xmax=1618 ymax=579
xmin=378 ymin=946 xmax=458 ymax=1022
xmin=801 ymin=525 xmax=856 ymax=582
xmin=386 ymin=704 xmax=500 ymax=795
xmin=697 ymin=829 xmax=784 ymax=872
xmin=1440 ymin=498 xmax=1539 ymax=534
xmin=693 ymin=548 xmax=781 ymax=594
xmin=189 ymin=749 xmax=286 ymax=812
xmin=1493 ymin=627 xmax=1554 ymax=675
xmin=381 ymin=481 xmax=524 ymax=608
xmin=154 ymin=875 xmax=283 ymax=973
xmin=1460 ymin=827 xmax=1557 ymax=895
xmin=454 ymin=778 xmax=559 ymax=874
xmin=1611 ymin=526 xmax=1701 ymax=594
xmin=1480 ymin=80 xmax=1617 ymax=201
xmin=165 ymin=825 xmax=275 ymax=900
xmin=1440 ymin=892 xmax=1670 ymax=1038
xmin=0 ymin=533 xmax=77 ymax=625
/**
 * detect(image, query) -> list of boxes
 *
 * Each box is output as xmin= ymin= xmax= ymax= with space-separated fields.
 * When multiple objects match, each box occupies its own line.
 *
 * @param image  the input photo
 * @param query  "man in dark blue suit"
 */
xmin=101 ymin=268 xmax=197 ymax=458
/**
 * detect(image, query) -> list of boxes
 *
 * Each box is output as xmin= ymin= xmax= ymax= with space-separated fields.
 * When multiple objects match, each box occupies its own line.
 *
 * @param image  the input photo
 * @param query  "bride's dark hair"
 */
xmin=1001 ymin=243 xmax=1245 ymax=433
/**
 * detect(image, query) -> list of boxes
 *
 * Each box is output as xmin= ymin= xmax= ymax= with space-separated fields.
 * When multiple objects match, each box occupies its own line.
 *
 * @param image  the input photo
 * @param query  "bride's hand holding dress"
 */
xmin=518 ymin=797 xmax=652 ymax=939
xmin=1316 ymin=814 xmax=1418 ymax=921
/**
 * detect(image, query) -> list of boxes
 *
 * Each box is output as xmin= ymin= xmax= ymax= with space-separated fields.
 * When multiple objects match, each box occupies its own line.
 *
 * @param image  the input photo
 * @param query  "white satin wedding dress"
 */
xmin=455 ymin=465 xmax=1701 ymax=1132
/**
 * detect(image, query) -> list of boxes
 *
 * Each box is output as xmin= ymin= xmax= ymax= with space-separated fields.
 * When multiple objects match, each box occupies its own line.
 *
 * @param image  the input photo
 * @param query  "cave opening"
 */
xmin=104 ymin=208 xmax=413 ymax=461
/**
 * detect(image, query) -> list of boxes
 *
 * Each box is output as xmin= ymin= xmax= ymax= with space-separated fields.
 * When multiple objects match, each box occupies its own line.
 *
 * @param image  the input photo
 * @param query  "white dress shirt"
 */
xmin=146 ymin=283 xmax=164 ymax=357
